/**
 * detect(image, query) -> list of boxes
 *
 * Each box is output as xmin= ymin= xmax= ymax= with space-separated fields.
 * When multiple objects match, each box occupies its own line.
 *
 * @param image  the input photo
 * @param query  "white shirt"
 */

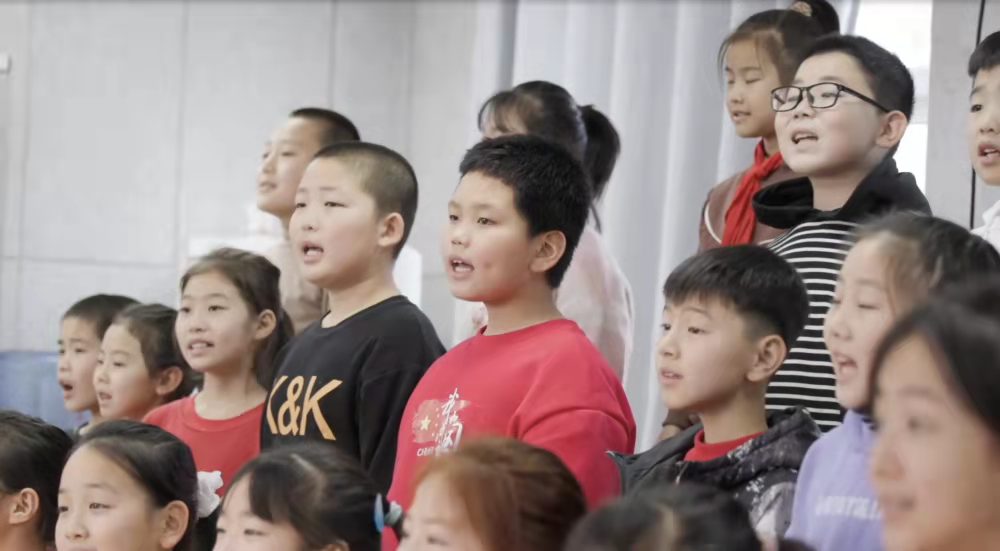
xmin=973 ymin=199 xmax=1000 ymax=252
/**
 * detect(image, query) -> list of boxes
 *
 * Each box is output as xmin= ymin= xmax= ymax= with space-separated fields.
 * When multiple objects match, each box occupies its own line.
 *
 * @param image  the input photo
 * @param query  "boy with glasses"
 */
xmin=751 ymin=35 xmax=930 ymax=430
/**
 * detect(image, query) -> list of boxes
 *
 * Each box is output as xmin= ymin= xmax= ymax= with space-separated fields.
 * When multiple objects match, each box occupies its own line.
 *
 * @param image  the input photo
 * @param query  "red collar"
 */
xmin=683 ymin=430 xmax=763 ymax=462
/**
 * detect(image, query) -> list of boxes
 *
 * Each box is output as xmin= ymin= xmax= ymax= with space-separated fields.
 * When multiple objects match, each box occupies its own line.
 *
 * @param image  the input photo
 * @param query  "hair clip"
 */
xmin=789 ymin=1 xmax=814 ymax=17
xmin=374 ymin=493 xmax=404 ymax=533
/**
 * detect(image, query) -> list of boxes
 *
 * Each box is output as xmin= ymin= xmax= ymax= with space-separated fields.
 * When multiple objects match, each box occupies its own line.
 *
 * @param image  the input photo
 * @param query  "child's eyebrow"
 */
xmin=679 ymin=305 xmax=710 ymax=316
xmin=85 ymin=482 xmax=118 ymax=493
xmin=723 ymin=64 xmax=762 ymax=73
xmin=181 ymin=292 xmax=230 ymax=301
xmin=855 ymin=278 xmax=886 ymax=289
xmin=447 ymin=199 xmax=496 ymax=211
xmin=971 ymin=84 xmax=984 ymax=98
xmin=896 ymin=385 xmax=944 ymax=404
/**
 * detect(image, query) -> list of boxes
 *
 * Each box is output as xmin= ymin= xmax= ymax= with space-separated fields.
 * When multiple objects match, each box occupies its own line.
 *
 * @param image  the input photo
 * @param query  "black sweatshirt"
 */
xmin=753 ymin=157 xmax=931 ymax=430
xmin=261 ymin=296 xmax=445 ymax=493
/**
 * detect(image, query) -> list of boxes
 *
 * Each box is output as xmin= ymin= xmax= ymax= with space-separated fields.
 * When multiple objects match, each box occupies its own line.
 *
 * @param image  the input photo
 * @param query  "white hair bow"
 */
xmin=196 ymin=471 xmax=224 ymax=519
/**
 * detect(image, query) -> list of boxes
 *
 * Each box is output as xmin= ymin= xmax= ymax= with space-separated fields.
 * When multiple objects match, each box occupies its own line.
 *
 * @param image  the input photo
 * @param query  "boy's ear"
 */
xmin=747 ymin=335 xmax=787 ymax=384
xmin=157 ymin=500 xmax=190 ymax=549
xmin=253 ymin=309 xmax=278 ymax=342
xmin=154 ymin=366 xmax=185 ymax=398
xmin=875 ymin=111 xmax=909 ymax=150
xmin=377 ymin=212 xmax=406 ymax=252
xmin=7 ymin=488 xmax=40 ymax=526
xmin=530 ymin=231 xmax=567 ymax=276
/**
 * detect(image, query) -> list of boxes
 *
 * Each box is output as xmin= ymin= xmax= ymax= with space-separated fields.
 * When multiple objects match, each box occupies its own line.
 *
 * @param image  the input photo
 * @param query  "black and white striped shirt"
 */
xmin=765 ymin=220 xmax=858 ymax=430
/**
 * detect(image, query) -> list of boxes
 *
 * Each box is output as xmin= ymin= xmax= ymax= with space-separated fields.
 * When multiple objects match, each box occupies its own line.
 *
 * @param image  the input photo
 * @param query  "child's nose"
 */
xmin=727 ymin=86 xmax=744 ymax=105
xmin=824 ymin=307 xmax=849 ymax=340
xmin=62 ymin=510 xmax=88 ymax=541
xmin=293 ymin=208 xmax=317 ymax=233
xmin=982 ymin=106 xmax=1000 ymax=134
xmin=259 ymin=151 xmax=277 ymax=173
xmin=186 ymin=313 xmax=206 ymax=332
xmin=791 ymin=100 xmax=815 ymax=118
xmin=449 ymin=224 xmax=469 ymax=246
xmin=869 ymin=429 xmax=901 ymax=483
xmin=656 ymin=333 xmax=677 ymax=359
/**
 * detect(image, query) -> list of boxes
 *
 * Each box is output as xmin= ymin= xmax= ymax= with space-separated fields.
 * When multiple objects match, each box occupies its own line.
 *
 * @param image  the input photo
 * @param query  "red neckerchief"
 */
xmin=722 ymin=141 xmax=784 ymax=246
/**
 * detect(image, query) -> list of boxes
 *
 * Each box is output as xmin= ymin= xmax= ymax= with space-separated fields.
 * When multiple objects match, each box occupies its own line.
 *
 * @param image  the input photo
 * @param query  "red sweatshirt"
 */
xmin=145 ymin=397 xmax=263 ymax=496
xmin=385 ymin=320 xmax=636 ymax=549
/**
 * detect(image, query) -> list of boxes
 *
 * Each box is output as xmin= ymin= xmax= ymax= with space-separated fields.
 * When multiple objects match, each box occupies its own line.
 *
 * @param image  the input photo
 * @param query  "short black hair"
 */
xmin=63 ymin=294 xmax=139 ymax=339
xmin=227 ymin=443 xmax=383 ymax=551
xmin=313 ymin=142 xmax=419 ymax=258
xmin=969 ymin=30 xmax=1000 ymax=78
xmin=564 ymin=483 xmax=762 ymax=551
xmin=802 ymin=35 xmax=915 ymax=120
xmin=0 ymin=410 xmax=73 ymax=543
xmin=290 ymin=107 xmax=361 ymax=146
xmin=459 ymin=135 xmax=590 ymax=288
xmin=664 ymin=245 xmax=809 ymax=347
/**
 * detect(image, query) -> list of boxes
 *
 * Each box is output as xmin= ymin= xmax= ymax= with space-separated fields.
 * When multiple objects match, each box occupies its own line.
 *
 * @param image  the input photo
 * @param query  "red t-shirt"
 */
xmin=684 ymin=430 xmax=764 ymax=462
xmin=384 ymin=320 xmax=636 ymax=550
xmin=144 ymin=397 xmax=263 ymax=495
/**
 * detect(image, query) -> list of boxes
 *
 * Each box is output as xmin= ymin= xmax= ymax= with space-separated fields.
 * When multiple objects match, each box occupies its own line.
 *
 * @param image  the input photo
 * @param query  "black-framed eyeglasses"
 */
xmin=771 ymin=82 xmax=891 ymax=113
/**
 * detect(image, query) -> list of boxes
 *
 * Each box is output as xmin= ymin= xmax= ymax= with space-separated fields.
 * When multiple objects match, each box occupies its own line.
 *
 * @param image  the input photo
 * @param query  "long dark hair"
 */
xmin=180 ymin=248 xmax=293 ymax=387
xmin=75 ymin=420 xmax=198 ymax=551
xmin=478 ymin=81 xmax=620 ymax=226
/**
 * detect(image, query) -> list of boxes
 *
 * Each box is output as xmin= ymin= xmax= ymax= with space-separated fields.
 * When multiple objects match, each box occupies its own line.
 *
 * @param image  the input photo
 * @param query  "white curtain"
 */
xmin=468 ymin=0 xmax=857 ymax=450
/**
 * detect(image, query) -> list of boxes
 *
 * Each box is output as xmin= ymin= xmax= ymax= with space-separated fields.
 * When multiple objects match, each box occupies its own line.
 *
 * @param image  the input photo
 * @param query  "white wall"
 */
xmin=0 ymin=0 xmax=496 ymax=351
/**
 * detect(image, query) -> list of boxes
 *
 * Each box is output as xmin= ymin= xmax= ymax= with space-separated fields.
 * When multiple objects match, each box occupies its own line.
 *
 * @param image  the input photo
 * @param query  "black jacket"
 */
xmin=753 ymin=156 xmax=931 ymax=229
xmin=611 ymin=407 xmax=821 ymax=537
